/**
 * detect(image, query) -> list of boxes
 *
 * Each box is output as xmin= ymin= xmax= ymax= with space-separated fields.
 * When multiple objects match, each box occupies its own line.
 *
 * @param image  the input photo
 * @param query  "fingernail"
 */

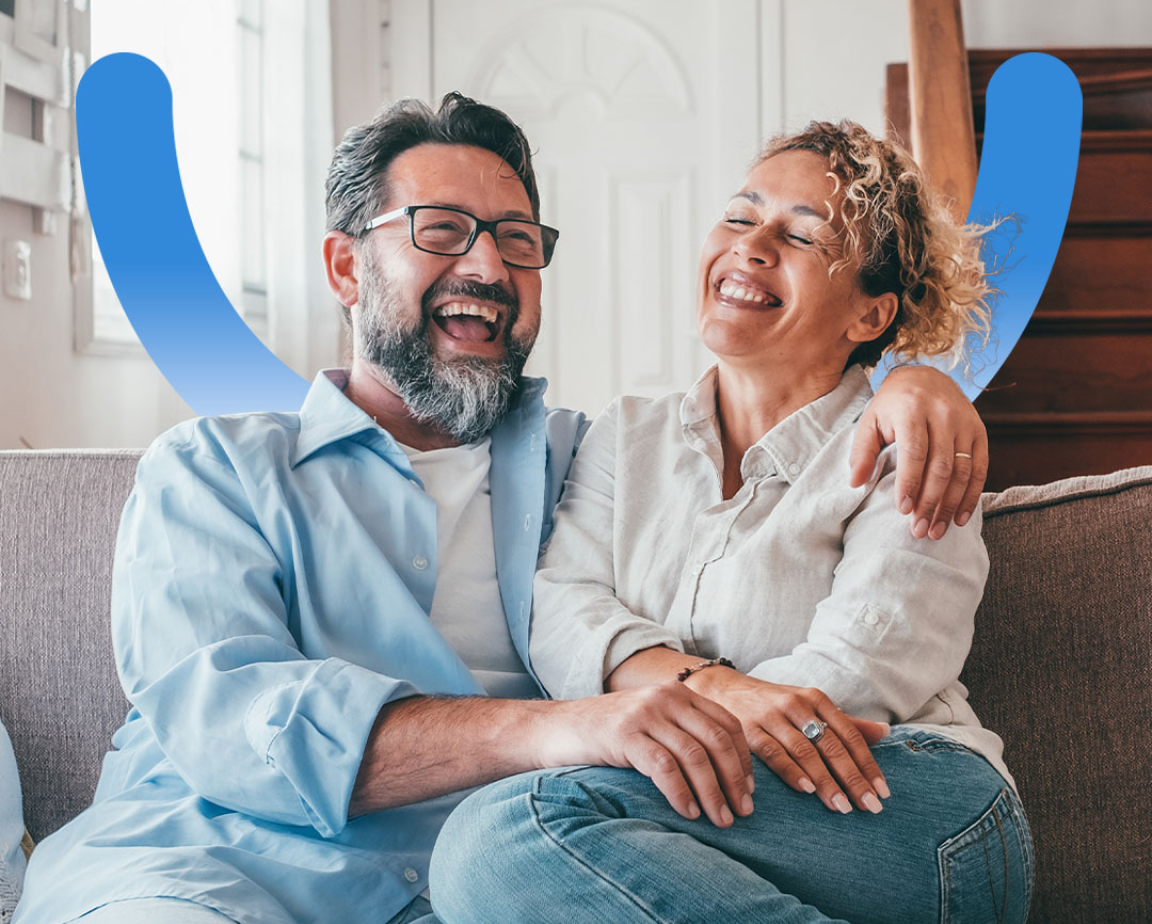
xmin=741 ymin=794 xmax=754 ymax=815
xmin=956 ymin=511 xmax=971 ymax=526
xmin=929 ymin=521 xmax=947 ymax=540
xmin=913 ymin=517 xmax=929 ymax=538
xmin=687 ymin=800 xmax=700 ymax=819
xmin=799 ymin=777 xmax=816 ymax=794
xmin=874 ymin=777 xmax=891 ymax=799
xmin=721 ymin=805 xmax=735 ymax=826
xmin=832 ymin=793 xmax=852 ymax=814
xmin=746 ymin=774 xmax=756 ymax=794
xmin=862 ymin=793 xmax=883 ymax=814
xmin=899 ymin=495 xmax=914 ymax=515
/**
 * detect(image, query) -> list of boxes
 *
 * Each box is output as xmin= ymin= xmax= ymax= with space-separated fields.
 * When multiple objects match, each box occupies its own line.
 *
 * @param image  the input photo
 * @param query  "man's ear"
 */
xmin=847 ymin=291 xmax=899 ymax=344
xmin=323 ymin=231 xmax=360 ymax=310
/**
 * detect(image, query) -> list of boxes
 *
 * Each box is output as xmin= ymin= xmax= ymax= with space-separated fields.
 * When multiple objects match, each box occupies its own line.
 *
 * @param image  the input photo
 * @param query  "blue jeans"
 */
xmin=430 ymin=729 xmax=1033 ymax=924
xmin=69 ymin=896 xmax=439 ymax=924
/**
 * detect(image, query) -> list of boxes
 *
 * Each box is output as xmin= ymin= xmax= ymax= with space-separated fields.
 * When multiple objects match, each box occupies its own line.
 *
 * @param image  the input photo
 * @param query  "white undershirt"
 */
xmin=399 ymin=437 xmax=540 ymax=700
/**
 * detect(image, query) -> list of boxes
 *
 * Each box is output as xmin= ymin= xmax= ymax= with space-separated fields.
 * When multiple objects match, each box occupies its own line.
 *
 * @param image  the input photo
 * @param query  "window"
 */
xmin=81 ymin=0 xmax=336 ymax=377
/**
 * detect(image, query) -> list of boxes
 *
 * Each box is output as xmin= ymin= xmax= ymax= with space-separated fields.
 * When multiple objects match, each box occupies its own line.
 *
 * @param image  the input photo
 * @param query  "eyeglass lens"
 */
xmin=412 ymin=208 xmax=552 ymax=267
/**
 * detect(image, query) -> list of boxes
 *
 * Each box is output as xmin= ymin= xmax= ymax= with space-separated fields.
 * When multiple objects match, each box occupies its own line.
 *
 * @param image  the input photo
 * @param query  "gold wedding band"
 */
xmin=954 ymin=452 xmax=973 ymax=460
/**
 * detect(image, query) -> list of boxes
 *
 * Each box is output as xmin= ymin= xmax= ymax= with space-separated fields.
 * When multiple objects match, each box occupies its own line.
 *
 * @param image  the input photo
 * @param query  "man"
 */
xmin=15 ymin=93 xmax=988 ymax=924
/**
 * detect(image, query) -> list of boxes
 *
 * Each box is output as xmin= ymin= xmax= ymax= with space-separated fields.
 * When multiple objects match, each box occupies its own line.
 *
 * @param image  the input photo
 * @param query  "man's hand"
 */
xmin=534 ymin=683 xmax=755 ymax=828
xmin=685 ymin=669 xmax=890 ymax=815
xmin=849 ymin=365 xmax=988 ymax=540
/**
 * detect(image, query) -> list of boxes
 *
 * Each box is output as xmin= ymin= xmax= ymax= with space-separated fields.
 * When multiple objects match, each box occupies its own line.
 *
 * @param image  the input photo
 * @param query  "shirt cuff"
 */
xmin=556 ymin=618 xmax=685 ymax=699
xmin=245 ymin=659 xmax=418 ymax=837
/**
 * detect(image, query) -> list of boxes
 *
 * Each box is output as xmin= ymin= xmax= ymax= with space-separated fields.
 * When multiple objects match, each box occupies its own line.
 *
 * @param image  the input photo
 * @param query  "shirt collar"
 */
xmin=290 ymin=368 xmax=548 ymax=468
xmin=679 ymin=364 xmax=874 ymax=485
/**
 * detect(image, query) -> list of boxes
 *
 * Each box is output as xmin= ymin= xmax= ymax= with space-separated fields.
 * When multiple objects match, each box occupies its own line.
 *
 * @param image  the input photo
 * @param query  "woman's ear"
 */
xmin=323 ymin=231 xmax=361 ymax=311
xmin=847 ymin=291 xmax=899 ymax=344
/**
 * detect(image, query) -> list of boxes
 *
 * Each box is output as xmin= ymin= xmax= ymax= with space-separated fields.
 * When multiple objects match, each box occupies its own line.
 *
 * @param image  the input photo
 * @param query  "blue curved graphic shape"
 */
xmin=77 ymin=53 xmax=309 ymax=416
xmin=876 ymin=52 xmax=1083 ymax=399
xmin=79 ymin=52 xmax=1079 ymax=415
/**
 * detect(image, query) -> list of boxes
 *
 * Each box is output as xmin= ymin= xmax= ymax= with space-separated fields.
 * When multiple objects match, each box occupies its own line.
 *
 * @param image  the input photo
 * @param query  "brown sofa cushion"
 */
xmin=964 ymin=466 xmax=1152 ymax=924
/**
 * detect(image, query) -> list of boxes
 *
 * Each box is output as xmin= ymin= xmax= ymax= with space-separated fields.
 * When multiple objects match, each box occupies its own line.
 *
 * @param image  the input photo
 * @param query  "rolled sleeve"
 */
xmin=748 ymin=462 xmax=989 ymax=722
xmin=115 ymin=427 xmax=418 ymax=837
xmin=531 ymin=402 xmax=684 ymax=699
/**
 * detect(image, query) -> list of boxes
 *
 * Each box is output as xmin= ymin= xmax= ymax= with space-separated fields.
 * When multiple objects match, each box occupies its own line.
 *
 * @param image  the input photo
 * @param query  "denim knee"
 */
xmin=429 ymin=771 xmax=543 ymax=924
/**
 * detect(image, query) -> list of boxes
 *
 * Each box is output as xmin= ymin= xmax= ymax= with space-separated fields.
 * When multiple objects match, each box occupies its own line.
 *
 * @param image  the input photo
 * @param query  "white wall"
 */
xmin=3 ymin=0 xmax=1151 ymax=449
xmin=0 ymin=6 xmax=193 ymax=451
xmin=778 ymin=0 xmax=908 ymax=136
xmin=963 ymin=0 xmax=1152 ymax=48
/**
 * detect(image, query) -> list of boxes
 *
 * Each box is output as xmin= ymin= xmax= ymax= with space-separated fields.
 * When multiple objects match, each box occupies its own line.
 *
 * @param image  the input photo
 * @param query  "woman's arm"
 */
xmin=749 ymin=453 xmax=989 ymax=720
xmin=530 ymin=401 xmax=686 ymax=700
xmin=853 ymin=365 xmax=989 ymax=539
xmin=607 ymin=646 xmax=891 ymax=815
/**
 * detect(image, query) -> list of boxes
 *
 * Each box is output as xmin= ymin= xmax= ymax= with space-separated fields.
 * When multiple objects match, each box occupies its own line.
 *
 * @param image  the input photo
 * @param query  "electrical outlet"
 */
xmin=4 ymin=241 xmax=32 ymax=301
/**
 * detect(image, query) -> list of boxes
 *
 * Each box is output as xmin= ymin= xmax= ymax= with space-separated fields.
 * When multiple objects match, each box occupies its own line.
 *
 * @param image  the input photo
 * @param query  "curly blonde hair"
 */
xmin=758 ymin=120 xmax=998 ymax=372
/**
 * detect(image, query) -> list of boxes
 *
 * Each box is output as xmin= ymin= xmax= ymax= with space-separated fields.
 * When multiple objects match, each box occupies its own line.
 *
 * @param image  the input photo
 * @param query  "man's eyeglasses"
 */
xmin=364 ymin=205 xmax=560 ymax=269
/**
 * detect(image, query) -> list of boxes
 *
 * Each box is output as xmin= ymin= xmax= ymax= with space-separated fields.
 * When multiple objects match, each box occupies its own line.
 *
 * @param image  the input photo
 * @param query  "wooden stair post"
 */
xmin=906 ymin=0 xmax=979 ymax=222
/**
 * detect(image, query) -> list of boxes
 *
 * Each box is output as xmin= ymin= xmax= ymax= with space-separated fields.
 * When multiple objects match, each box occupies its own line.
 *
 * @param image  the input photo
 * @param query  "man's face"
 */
xmin=352 ymin=143 xmax=544 ymax=441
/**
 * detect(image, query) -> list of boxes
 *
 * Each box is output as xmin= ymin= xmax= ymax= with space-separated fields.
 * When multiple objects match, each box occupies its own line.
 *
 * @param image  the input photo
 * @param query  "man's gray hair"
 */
xmin=325 ymin=92 xmax=541 ymax=323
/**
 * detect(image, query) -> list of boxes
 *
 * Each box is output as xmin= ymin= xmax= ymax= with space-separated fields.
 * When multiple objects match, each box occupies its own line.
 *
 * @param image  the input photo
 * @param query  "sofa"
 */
xmin=0 ymin=450 xmax=1149 ymax=922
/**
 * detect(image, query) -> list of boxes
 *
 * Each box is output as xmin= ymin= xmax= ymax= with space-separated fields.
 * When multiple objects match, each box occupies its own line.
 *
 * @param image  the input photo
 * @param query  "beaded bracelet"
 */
xmin=676 ymin=657 xmax=735 ymax=682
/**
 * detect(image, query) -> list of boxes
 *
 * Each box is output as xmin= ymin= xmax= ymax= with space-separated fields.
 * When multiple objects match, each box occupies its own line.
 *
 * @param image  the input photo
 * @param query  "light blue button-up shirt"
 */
xmin=15 ymin=370 xmax=585 ymax=924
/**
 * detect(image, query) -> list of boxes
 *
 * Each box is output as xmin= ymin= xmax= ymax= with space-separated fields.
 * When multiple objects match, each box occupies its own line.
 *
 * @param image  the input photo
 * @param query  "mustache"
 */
xmin=421 ymin=278 xmax=520 ymax=316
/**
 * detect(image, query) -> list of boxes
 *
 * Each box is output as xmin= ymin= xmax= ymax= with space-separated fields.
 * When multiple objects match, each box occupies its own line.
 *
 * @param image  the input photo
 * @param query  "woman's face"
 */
xmin=696 ymin=149 xmax=884 ymax=373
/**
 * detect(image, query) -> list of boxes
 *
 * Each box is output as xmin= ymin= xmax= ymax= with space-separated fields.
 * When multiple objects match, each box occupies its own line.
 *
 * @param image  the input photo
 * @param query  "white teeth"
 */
xmin=433 ymin=302 xmax=498 ymax=324
xmin=719 ymin=282 xmax=772 ymax=304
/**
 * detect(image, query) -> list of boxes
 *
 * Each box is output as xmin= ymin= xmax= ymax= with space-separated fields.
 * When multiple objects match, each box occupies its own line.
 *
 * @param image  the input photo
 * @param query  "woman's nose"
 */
xmin=734 ymin=228 xmax=779 ymax=266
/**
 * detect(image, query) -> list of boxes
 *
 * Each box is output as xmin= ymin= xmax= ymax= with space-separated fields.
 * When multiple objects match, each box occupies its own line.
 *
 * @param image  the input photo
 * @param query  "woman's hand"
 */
xmin=535 ymin=682 xmax=755 ymax=829
xmin=686 ymin=668 xmax=890 ymax=815
xmin=850 ymin=365 xmax=988 ymax=540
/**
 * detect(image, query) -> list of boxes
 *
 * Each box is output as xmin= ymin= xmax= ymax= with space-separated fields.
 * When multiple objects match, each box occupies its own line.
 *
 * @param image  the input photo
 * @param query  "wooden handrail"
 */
xmin=907 ymin=0 xmax=978 ymax=223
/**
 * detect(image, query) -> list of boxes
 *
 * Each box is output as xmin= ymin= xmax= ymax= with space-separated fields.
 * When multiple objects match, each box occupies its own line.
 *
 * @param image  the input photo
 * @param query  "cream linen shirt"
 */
xmin=530 ymin=364 xmax=1012 ymax=787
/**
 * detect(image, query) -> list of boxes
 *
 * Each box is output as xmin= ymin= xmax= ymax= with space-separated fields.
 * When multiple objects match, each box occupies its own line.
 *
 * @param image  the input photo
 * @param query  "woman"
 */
xmin=431 ymin=121 xmax=1032 ymax=924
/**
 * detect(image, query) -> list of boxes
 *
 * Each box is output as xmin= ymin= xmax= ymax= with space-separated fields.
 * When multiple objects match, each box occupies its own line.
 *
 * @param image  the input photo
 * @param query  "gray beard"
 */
xmin=355 ymin=261 xmax=532 ymax=443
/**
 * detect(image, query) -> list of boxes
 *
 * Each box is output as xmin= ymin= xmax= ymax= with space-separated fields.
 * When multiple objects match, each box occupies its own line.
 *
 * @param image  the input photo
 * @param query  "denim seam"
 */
xmin=1005 ymin=787 xmax=1035 ymax=920
xmin=983 ymin=803 xmax=1010 ymax=924
xmin=937 ymin=787 xmax=1013 ymax=924
xmin=527 ymin=777 xmax=671 ymax=924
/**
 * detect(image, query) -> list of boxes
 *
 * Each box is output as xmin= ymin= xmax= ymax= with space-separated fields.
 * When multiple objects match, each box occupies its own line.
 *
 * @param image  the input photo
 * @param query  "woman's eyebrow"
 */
xmin=730 ymin=191 xmax=823 ymax=219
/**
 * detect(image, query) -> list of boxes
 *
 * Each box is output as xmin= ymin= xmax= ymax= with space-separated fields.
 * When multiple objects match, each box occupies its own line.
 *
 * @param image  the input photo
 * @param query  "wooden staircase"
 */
xmin=887 ymin=48 xmax=1152 ymax=490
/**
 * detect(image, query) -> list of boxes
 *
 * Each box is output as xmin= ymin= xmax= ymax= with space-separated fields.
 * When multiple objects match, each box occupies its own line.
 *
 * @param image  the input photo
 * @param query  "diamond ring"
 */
xmin=801 ymin=720 xmax=828 ymax=744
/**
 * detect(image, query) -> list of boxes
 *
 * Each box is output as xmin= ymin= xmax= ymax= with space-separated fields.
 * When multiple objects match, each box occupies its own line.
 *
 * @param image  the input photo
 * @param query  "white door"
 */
xmin=396 ymin=0 xmax=777 ymax=417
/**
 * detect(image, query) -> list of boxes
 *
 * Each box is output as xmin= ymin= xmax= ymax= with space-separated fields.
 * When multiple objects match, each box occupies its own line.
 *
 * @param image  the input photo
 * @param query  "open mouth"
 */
xmin=431 ymin=302 xmax=502 ymax=343
xmin=715 ymin=277 xmax=783 ymax=307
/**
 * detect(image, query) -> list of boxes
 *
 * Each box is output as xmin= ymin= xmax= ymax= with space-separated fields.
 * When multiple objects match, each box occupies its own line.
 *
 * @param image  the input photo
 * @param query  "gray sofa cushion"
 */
xmin=0 ymin=451 xmax=139 ymax=841
xmin=964 ymin=466 xmax=1152 ymax=924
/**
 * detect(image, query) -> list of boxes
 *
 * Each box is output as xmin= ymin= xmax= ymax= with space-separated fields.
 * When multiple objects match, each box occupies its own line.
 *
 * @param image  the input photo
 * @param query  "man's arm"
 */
xmin=123 ymin=423 xmax=752 ymax=833
xmin=850 ymin=365 xmax=989 ymax=539
xmin=112 ymin=426 xmax=416 ymax=838
xmin=350 ymin=685 xmax=756 ymax=829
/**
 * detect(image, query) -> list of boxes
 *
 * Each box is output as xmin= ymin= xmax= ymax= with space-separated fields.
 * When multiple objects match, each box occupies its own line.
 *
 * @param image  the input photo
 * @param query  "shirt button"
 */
xmin=864 ymin=610 xmax=880 ymax=626
xmin=788 ymin=462 xmax=801 ymax=476
xmin=523 ymin=514 xmax=532 ymax=531
xmin=412 ymin=555 xmax=429 ymax=571
xmin=403 ymin=867 xmax=419 ymax=883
